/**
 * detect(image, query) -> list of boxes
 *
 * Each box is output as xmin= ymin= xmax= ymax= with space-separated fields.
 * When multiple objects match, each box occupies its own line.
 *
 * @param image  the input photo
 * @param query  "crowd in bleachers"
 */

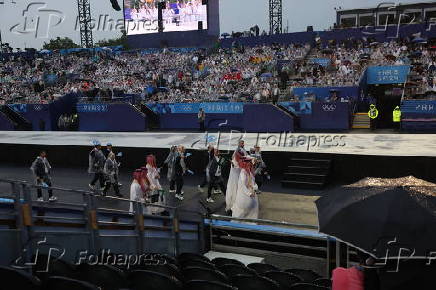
xmin=0 ymin=44 xmax=309 ymax=105
xmin=2 ymin=37 xmax=436 ymax=105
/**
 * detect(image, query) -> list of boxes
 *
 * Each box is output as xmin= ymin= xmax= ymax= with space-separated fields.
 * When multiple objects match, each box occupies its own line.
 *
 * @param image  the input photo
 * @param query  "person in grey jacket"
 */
xmin=30 ymin=151 xmax=57 ymax=202
xmin=103 ymin=152 xmax=121 ymax=197
xmin=88 ymin=141 xmax=106 ymax=191
xmin=163 ymin=145 xmax=177 ymax=193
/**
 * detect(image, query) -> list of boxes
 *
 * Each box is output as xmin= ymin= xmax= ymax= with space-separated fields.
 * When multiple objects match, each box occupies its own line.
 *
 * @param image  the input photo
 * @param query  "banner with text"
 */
xmin=367 ymin=65 xmax=410 ymax=84
xmin=147 ymin=103 xmax=244 ymax=114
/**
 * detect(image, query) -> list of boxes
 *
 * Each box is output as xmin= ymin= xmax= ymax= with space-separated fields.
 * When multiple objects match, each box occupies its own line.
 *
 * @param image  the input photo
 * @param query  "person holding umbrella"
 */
xmin=316 ymin=176 xmax=436 ymax=289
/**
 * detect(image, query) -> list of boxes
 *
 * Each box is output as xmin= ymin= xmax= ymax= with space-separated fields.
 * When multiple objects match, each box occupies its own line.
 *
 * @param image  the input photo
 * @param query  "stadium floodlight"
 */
xmin=109 ymin=0 xmax=121 ymax=11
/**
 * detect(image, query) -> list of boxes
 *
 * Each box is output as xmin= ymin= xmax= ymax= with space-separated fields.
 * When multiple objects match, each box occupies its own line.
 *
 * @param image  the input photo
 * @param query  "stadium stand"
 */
xmin=0 ymin=253 xmax=333 ymax=290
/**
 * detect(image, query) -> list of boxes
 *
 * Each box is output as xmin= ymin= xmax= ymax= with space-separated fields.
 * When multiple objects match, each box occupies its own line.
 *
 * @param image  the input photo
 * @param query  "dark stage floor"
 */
xmin=0 ymin=165 xmax=322 ymax=225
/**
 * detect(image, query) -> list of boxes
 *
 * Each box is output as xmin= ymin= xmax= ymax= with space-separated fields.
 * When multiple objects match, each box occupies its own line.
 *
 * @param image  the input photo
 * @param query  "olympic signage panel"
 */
xmin=77 ymin=104 xmax=109 ymax=113
xmin=366 ymin=65 xmax=410 ymax=84
xmin=402 ymin=100 xmax=436 ymax=114
xmin=278 ymin=102 xmax=312 ymax=115
xmin=148 ymin=103 xmax=244 ymax=114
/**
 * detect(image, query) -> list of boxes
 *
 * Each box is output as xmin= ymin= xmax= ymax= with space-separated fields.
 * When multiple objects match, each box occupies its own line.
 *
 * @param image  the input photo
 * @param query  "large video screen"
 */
xmin=124 ymin=0 xmax=208 ymax=35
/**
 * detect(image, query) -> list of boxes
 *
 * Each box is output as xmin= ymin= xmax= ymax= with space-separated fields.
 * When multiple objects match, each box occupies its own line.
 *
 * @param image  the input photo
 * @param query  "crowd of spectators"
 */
xmin=2 ymin=37 xmax=436 ymax=104
xmin=0 ymin=44 xmax=309 ymax=105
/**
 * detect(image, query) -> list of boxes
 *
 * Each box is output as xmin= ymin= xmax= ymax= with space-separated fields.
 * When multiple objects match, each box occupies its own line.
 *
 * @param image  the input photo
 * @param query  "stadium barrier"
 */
xmin=401 ymin=100 xmax=436 ymax=131
xmin=292 ymin=86 xmax=360 ymax=102
xmin=77 ymin=103 xmax=147 ymax=132
xmin=220 ymin=31 xmax=316 ymax=48
xmin=318 ymin=23 xmax=436 ymax=46
xmin=147 ymin=102 xmax=295 ymax=132
xmin=206 ymin=214 xmax=347 ymax=277
xmin=8 ymin=104 xmax=52 ymax=131
xmin=0 ymin=111 xmax=15 ymax=130
xmin=298 ymin=102 xmax=352 ymax=131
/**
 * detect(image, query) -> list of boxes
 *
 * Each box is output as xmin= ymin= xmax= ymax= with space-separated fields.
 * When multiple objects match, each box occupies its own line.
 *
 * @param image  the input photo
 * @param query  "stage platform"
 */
xmin=1 ymin=131 xmax=436 ymax=157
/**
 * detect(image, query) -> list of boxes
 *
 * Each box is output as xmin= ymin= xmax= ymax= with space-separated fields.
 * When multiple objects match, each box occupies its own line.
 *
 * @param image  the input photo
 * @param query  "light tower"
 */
xmin=77 ymin=0 xmax=93 ymax=48
xmin=269 ymin=0 xmax=283 ymax=35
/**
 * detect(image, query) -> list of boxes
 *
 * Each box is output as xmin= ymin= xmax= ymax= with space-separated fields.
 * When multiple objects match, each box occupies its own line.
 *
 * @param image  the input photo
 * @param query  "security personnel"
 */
xmin=368 ymin=104 xmax=379 ymax=130
xmin=393 ymin=106 xmax=401 ymax=131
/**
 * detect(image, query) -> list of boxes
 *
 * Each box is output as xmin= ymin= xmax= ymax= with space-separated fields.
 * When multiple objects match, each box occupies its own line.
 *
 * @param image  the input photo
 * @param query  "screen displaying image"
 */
xmin=124 ymin=0 xmax=208 ymax=35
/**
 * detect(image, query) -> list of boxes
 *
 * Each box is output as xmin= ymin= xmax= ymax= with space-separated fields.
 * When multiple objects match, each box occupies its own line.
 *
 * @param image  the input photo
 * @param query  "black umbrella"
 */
xmin=316 ymin=176 xmax=436 ymax=259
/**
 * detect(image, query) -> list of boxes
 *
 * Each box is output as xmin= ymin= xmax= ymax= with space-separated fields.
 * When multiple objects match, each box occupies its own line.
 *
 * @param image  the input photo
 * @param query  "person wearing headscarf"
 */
xmin=129 ymin=169 xmax=145 ymax=213
xmin=146 ymin=154 xmax=166 ymax=214
xmin=231 ymin=158 xmax=259 ymax=220
xmin=163 ymin=146 xmax=177 ymax=193
xmin=103 ymin=152 xmax=122 ymax=197
xmin=88 ymin=141 xmax=106 ymax=191
xmin=225 ymin=140 xmax=247 ymax=213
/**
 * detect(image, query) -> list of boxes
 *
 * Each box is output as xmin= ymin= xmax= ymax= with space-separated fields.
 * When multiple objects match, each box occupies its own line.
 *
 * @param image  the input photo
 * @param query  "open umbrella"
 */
xmin=385 ymin=54 xmax=397 ymax=61
xmin=316 ymin=176 xmax=436 ymax=259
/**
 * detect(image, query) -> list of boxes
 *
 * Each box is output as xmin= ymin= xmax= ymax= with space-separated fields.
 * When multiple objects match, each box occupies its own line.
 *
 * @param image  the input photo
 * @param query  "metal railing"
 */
xmin=0 ymin=178 xmax=202 ymax=269
xmin=206 ymin=214 xmax=347 ymax=278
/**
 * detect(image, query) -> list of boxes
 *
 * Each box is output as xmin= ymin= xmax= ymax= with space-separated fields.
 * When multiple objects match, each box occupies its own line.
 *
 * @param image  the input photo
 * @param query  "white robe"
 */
xmin=129 ymin=181 xmax=144 ymax=213
xmin=225 ymin=158 xmax=241 ymax=211
xmin=146 ymin=164 xmax=165 ymax=214
xmin=232 ymin=169 xmax=259 ymax=220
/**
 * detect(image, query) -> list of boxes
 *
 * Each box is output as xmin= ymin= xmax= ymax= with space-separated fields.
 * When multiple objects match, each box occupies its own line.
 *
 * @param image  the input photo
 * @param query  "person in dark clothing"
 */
xmin=206 ymin=149 xmax=227 ymax=203
xmin=30 ymin=151 xmax=57 ymax=202
xmin=88 ymin=141 xmax=106 ymax=191
xmin=198 ymin=108 xmax=206 ymax=131
xmin=198 ymin=144 xmax=215 ymax=191
xmin=163 ymin=145 xmax=178 ymax=193
xmin=174 ymin=145 xmax=187 ymax=200
xmin=104 ymin=142 xmax=122 ymax=187
xmin=103 ymin=152 xmax=122 ymax=197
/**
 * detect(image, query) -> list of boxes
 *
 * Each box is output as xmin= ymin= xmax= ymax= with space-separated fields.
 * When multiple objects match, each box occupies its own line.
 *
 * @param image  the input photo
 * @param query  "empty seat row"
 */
xmin=0 ymin=252 xmax=331 ymax=290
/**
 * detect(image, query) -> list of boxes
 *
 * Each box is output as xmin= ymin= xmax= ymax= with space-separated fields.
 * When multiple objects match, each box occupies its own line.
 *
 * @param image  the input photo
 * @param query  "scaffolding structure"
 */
xmin=77 ymin=0 xmax=94 ymax=48
xmin=269 ymin=0 xmax=283 ymax=35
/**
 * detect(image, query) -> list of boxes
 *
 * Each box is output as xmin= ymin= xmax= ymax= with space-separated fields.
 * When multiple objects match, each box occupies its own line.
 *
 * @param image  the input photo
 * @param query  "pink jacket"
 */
xmin=332 ymin=266 xmax=364 ymax=290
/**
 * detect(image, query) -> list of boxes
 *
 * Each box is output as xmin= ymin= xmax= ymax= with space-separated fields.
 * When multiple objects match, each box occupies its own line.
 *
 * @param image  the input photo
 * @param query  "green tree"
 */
xmin=42 ymin=37 xmax=80 ymax=50
xmin=95 ymin=31 xmax=128 ymax=48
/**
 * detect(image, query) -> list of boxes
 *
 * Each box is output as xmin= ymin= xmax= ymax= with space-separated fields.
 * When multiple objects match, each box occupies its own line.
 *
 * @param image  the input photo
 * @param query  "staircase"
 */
xmin=352 ymin=113 xmax=370 ymax=129
xmin=139 ymin=103 xmax=160 ymax=130
xmin=0 ymin=105 xmax=32 ymax=131
xmin=281 ymin=157 xmax=331 ymax=189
